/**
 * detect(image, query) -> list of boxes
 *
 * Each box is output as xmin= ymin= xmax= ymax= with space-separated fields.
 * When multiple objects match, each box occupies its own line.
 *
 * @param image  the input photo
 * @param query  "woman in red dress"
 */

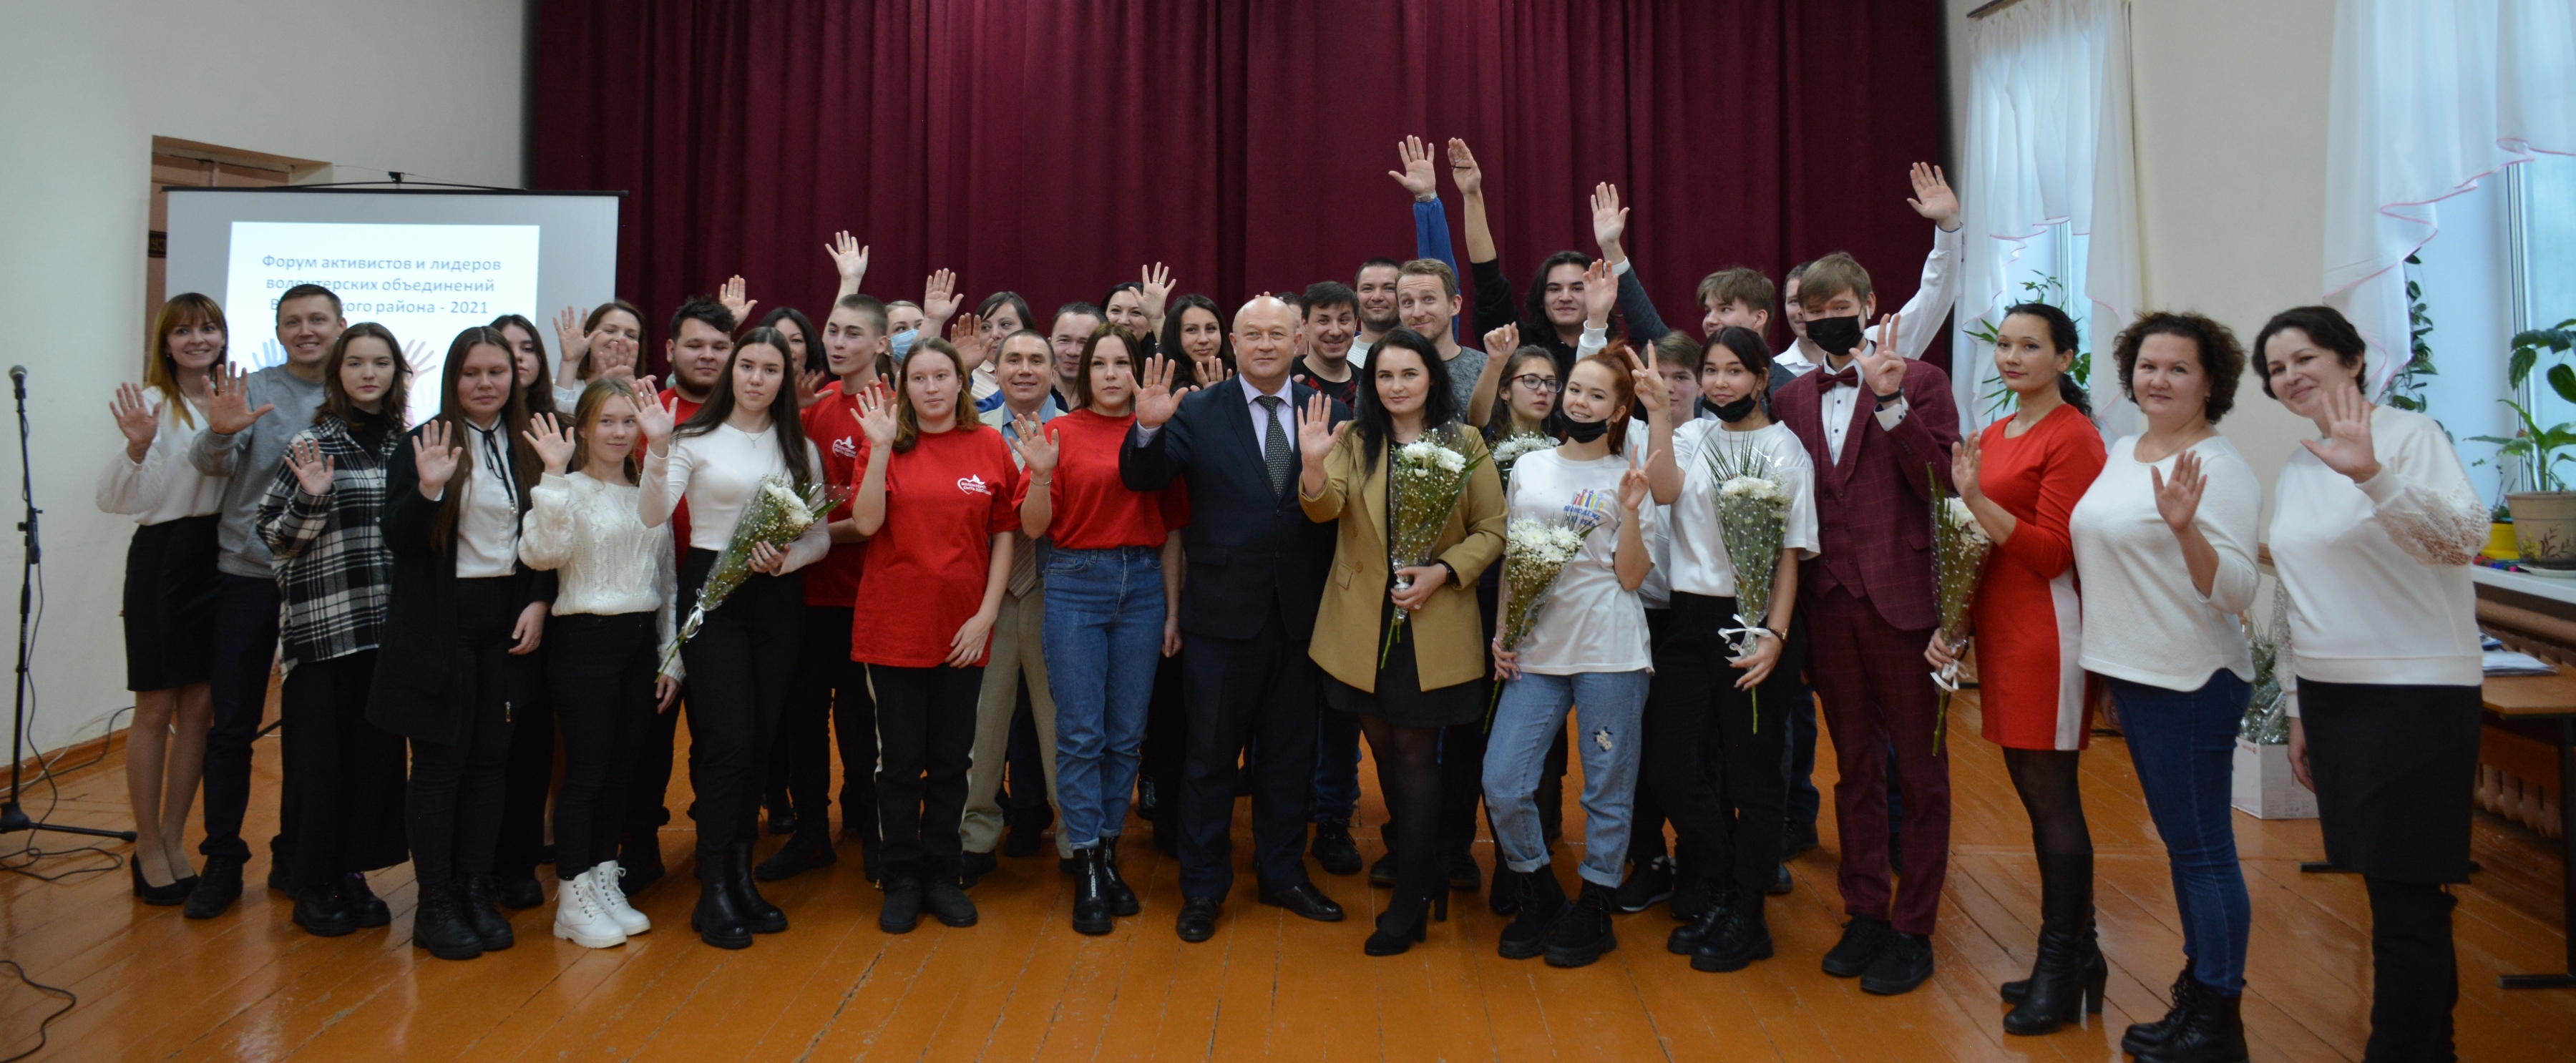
xmin=1925 ymin=303 xmax=2107 ymax=1035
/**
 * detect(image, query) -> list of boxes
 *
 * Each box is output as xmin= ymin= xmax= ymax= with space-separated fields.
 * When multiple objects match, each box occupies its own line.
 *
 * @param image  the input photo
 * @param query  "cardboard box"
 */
xmin=2232 ymin=739 xmax=2318 ymax=819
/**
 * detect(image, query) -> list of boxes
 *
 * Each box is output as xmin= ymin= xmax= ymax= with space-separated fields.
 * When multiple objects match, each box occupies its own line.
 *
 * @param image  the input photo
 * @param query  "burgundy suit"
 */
xmin=1775 ymin=358 xmax=1959 ymax=937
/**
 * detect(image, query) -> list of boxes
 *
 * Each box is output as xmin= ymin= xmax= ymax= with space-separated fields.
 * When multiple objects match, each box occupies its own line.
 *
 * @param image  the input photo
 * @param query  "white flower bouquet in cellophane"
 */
xmin=661 ymin=475 xmax=849 ymax=676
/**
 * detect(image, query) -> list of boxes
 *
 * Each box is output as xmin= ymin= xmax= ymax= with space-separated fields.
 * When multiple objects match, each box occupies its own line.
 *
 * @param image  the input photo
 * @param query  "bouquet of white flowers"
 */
xmin=2240 ymin=581 xmax=2294 ymax=744
xmin=1928 ymin=467 xmax=1993 ymax=753
xmin=1490 ymin=431 xmax=1552 ymax=488
xmin=661 ymin=474 xmax=849 ymax=676
xmin=1382 ymin=427 xmax=1486 ymax=665
xmin=1488 ymin=489 xmax=1616 ymax=717
xmin=1706 ymin=438 xmax=1790 ymax=728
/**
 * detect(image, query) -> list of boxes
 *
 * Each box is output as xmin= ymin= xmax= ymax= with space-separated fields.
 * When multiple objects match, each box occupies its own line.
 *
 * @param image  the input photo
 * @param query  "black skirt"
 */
xmin=1322 ymin=598 xmax=1485 ymax=729
xmin=121 ymin=514 xmax=221 ymax=692
xmin=2298 ymin=677 xmax=2482 ymax=884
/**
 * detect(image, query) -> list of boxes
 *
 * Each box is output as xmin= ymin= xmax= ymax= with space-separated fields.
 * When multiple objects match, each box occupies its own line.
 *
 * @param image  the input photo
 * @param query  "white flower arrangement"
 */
xmin=663 ymin=474 xmax=847 ymax=675
xmin=1491 ymin=432 xmax=1553 ymax=486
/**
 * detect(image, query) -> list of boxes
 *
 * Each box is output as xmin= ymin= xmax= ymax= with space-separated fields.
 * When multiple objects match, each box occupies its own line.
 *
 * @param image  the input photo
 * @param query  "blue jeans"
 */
xmin=1483 ymin=669 xmax=1651 ymax=888
xmin=1042 ymin=546 xmax=1166 ymax=849
xmin=2112 ymin=670 xmax=2253 ymax=993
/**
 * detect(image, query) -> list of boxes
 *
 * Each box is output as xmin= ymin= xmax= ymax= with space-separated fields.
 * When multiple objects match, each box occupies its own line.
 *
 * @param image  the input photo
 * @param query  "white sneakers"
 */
xmin=552 ymin=870 xmax=628 ymax=949
xmin=589 ymin=861 xmax=650 ymax=936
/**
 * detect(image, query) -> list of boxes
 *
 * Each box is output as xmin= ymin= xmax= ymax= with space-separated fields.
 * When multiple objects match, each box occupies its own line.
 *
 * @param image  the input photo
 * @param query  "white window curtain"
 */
xmin=2325 ymin=0 xmax=2576 ymax=393
xmin=1957 ymin=0 xmax=2142 ymax=434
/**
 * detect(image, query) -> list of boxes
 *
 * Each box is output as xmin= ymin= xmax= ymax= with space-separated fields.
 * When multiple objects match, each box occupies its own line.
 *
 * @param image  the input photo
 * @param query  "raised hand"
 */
xmin=1390 ymin=134 xmax=1439 ymax=202
xmin=1619 ymin=460 xmax=1654 ymax=513
xmin=1581 ymin=258 xmax=1619 ymax=327
xmin=286 ymin=436 xmax=336 ymax=496
xmin=1139 ymin=263 xmax=1174 ymax=325
xmin=522 ymin=411 xmax=577 ymax=474
xmin=718 ymin=275 xmax=758 ymax=323
xmin=553 ymin=305 xmax=590 ymax=369
xmin=637 ymin=393 xmax=678 ymax=451
xmin=1191 ymin=352 xmax=1232 ymax=388
xmin=1011 ymin=416 xmax=1060 ymax=474
xmin=1133 ymin=356 xmax=1194 ymax=428
xmin=855 ymin=381 xmax=899 ymax=447
xmin=825 ymin=231 xmax=869 ymax=288
xmin=1590 ymin=181 xmax=1629 ymax=257
xmin=2151 ymin=449 xmax=2208 ymax=534
xmin=412 ymin=421 xmax=462 ymax=499
xmin=921 ymin=268 xmax=960 ymax=325
xmin=1297 ymin=391 xmax=1348 ymax=467
xmin=203 ymin=363 xmax=274 ymax=436
xmin=109 ymin=382 xmax=160 ymax=460
xmin=1906 ymin=162 xmax=1961 ymax=230
xmin=947 ymin=313 xmax=989 ymax=368
xmin=595 ymin=341 xmax=638 ymax=381
xmin=796 ymin=368 xmax=828 ymax=410
xmin=1625 ymin=346 xmax=1670 ymax=416
xmin=1857 ymin=311 xmax=1908 ymax=396
xmin=1446 ymin=137 xmax=1483 ymax=197
xmin=1483 ymin=323 xmax=1521 ymax=361
xmin=2299 ymin=378 xmax=2381 ymax=483
xmin=1951 ymin=432 xmax=1986 ymax=504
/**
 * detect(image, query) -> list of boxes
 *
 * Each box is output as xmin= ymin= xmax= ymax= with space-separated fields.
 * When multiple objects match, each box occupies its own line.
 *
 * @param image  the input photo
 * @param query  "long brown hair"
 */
xmin=428 ymin=327 xmax=539 ymax=552
xmin=489 ymin=313 xmax=557 ymax=416
xmin=1574 ymin=346 xmax=1639 ymax=455
xmin=316 ymin=323 xmax=412 ymax=430
xmin=147 ymin=293 xmax=227 ymax=428
xmin=570 ymin=377 xmax=645 ymax=484
xmin=673 ymin=327 xmax=814 ymax=486
xmin=894 ymin=339 xmax=985 ymax=454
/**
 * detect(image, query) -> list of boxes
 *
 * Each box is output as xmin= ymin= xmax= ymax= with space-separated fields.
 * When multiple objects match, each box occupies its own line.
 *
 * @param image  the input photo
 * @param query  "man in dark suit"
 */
xmin=1121 ymin=295 xmax=1351 ymax=941
xmin=1770 ymin=252 xmax=1960 ymax=996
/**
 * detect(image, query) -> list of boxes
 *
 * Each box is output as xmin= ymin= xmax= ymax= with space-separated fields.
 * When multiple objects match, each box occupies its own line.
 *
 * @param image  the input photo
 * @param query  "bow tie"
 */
xmin=1820 ymin=367 xmax=1861 ymax=389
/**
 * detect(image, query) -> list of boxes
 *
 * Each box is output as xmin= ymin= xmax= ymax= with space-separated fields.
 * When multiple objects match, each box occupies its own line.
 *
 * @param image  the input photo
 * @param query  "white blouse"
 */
xmin=2269 ymin=405 xmax=2487 ymax=708
xmin=95 ymin=398 xmax=226 ymax=525
xmin=452 ymin=421 xmax=522 ymax=579
xmin=640 ymin=421 xmax=830 ymax=569
xmin=519 ymin=471 xmax=682 ymax=675
xmin=1664 ymin=420 xmax=1820 ymax=599
xmin=2069 ymin=434 xmax=2260 ymax=691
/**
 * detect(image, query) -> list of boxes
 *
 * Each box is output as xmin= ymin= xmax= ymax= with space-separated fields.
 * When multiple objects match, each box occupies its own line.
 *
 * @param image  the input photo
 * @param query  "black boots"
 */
xmin=291 ymin=879 xmax=356 ymax=938
xmin=691 ymin=851 xmax=754 ymax=949
xmin=2004 ymin=851 xmax=2105 ymax=1035
xmin=1070 ymin=846 xmax=1114 ymax=936
xmin=2122 ymin=966 xmax=2200 ymax=1054
xmin=1543 ymin=882 xmax=1618 ymax=968
xmin=1498 ymin=863 xmax=1567 ymax=959
xmin=2134 ymin=978 xmax=2248 ymax=1063
xmin=412 ymin=880 xmax=484 ymax=961
xmin=1678 ymin=892 xmax=1775 ymax=973
xmin=727 ymin=843 xmax=788 ymax=934
xmin=1310 ymin=818 xmax=1363 ymax=876
xmin=1365 ymin=887 xmax=1448 ymax=956
xmin=459 ymin=876 xmax=517 ymax=951
xmin=1099 ymin=836 xmax=1139 ymax=916
xmin=880 ymin=876 xmax=924 ymax=934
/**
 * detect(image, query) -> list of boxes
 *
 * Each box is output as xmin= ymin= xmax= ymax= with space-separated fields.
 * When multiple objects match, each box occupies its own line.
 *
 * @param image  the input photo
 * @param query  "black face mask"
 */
xmin=1701 ymin=393 xmax=1760 ymax=423
xmin=1806 ymin=314 xmax=1865 ymax=358
xmin=1561 ymin=416 xmax=1610 ymax=444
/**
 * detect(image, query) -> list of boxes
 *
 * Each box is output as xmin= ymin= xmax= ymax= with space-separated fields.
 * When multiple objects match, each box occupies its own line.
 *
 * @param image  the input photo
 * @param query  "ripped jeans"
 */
xmin=1482 ymin=669 xmax=1651 ymax=888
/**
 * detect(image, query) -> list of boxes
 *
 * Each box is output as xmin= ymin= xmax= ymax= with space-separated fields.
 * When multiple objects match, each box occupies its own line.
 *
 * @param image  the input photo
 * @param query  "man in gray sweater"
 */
xmin=181 ymin=283 xmax=341 ymax=919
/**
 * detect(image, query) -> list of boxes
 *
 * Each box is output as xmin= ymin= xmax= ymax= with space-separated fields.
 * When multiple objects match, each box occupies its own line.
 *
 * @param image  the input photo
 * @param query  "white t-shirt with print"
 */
xmin=1505 ymin=446 xmax=1654 ymax=675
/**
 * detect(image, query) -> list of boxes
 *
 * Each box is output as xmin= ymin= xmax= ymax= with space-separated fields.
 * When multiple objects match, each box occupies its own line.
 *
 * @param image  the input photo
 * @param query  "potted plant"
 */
xmin=2473 ymin=319 xmax=2576 ymax=569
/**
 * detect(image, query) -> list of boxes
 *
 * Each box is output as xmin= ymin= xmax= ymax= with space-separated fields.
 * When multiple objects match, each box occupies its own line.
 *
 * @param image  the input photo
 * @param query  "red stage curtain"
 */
xmin=532 ymin=0 xmax=1944 ymax=373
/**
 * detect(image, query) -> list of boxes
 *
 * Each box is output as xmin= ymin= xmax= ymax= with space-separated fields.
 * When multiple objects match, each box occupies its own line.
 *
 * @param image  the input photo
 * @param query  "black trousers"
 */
xmin=204 ymin=572 xmax=284 ymax=865
xmin=547 ymin=613 xmax=661 ymax=878
xmin=406 ymin=578 xmax=528 ymax=887
xmin=624 ymin=690 xmax=687 ymax=840
xmin=1141 ymin=651 xmax=1188 ymax=833
xmin=2363 ymin=876 xmax=2459 ymax=1062
xmin=775 ymin=604 xmax=878 ymax=841
xmin=278 ymin=650 xmax=408 ymax=891
xmin=1178 ymin=604 xmax=1320 ymax=900
xmin=677 ymin=549 xmax=804 ymax=856
xmin=1644 ymin=592 xmax=1804 ymax=910
xmin=869 ymin=662 xmax=982 ymax=883
xmin=494 ymin=690 xmax=555 ymax=879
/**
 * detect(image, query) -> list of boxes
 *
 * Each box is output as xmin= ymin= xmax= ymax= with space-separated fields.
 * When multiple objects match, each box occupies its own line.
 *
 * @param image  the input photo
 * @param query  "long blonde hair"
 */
xmin=570 ymin=377 xmax=645 ymax=483
xmin=147 ymin=293 xmax=228 ymax=428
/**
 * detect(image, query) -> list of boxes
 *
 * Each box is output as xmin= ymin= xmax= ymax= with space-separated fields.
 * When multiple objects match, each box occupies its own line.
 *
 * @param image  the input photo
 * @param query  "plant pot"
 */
xmin=2507 ymin=491 xmax=2576 ymax=569
xmin=2489 ymin=519 xmax=2521 ymax=561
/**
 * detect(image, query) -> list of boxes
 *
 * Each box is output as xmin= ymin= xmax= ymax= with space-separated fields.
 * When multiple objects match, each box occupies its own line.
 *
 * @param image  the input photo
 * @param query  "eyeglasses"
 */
xmin=1512 ymin=373 xmax=1562 ymax=393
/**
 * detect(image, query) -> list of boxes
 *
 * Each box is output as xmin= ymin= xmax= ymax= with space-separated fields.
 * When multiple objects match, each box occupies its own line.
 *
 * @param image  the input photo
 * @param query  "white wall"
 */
xmin=0 ymin=1 xmax=530 ymax=755
xmin=1942 ymin=0 xmax=2344 ymax=499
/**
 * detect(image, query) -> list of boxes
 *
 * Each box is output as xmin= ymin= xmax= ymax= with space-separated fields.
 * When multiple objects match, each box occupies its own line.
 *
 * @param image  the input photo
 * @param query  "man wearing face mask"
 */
xmin=1769 ymin=253 xmax=1961 ymax=996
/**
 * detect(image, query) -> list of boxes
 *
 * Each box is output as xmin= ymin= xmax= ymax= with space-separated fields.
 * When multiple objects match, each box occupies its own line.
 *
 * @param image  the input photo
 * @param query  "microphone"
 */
xmin=6 ymin=366 xmax=21 ymax=400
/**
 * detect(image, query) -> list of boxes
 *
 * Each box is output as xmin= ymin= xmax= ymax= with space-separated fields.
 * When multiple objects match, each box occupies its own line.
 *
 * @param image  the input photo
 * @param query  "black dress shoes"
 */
xmin=1257 ymin=881 xmax=1345 ymax=922
xmin=182 ymin=855 xmax=245 ymax=920
xmin=1859 ymin=931 xmax=1935 ymax=996
xmin=1176 ymin=897 xmax=1222 ymax=942
xmin=343 ymin=872 xmax=391 ymax=928
xmin=1821 ymin=915 xmax=1894 ymax=978
xmin=291 ymin=881 xmax=356 ymax=938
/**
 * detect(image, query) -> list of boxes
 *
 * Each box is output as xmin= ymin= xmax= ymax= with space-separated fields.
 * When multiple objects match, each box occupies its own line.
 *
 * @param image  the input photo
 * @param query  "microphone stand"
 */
xmin=1 ymin=367 xmax=137 ymax=843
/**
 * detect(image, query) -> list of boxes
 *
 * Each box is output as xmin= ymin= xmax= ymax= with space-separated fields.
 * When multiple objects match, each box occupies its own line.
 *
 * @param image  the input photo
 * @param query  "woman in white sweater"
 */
xmin=519 ymin=378 xmax=680 ymax=949
xmin=95 ymin=293 xmax=230 ymax=903
xmin=2067 ymin=312 xmax=2260 ymax=1059
xmin=638 ymin=327 xmax=829 ymax=949
xmin=2262 ymin=305 xmax=2485 ymax=1063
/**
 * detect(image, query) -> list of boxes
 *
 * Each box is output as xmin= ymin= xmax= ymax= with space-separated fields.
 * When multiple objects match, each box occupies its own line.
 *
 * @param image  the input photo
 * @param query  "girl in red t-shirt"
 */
xmin=849 ymin=338 xmax=1019 ymax=934
xmin=1013 ymin=325 xmax=1188 ymax=935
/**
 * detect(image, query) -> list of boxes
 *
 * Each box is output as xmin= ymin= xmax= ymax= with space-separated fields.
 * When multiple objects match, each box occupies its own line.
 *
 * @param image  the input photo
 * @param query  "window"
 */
xmin=2414 ymin=154 xmax=2576 ymax=505
xmin=1961 ymin=223 xmax=2090 ymax=422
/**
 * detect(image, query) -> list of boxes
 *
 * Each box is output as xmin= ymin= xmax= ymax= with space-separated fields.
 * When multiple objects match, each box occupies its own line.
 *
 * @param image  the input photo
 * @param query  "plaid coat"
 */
xmin=255 ymin=416 xmax=400 ymax=671
xmin=1773 ymin=360 xmax=1961 ymax=632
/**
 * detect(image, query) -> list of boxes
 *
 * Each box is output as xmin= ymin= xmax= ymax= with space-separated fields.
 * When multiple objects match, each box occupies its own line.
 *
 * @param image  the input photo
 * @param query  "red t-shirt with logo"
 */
xmin=850 ymin=426 xmax=1023 ymax=667
xmin=799 ymin=387 xmax=869 ymax=607
xmin=1038 ymin=409 xmax=1191 ymax=550
xmin=657 ymin=388 xmax=705 ymax=552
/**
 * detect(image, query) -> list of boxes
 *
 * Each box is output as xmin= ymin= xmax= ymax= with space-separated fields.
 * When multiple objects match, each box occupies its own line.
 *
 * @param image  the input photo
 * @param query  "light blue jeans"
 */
xmin=1483 ymin=669 xmax=1652 ymax=888
xmin=1041 ymin=546 xmax=1166 ymax=849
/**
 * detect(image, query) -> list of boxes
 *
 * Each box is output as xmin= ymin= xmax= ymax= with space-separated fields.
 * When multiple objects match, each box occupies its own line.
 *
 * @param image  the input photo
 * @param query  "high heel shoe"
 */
xmin=1365 ymin=891 xmax=1446 ymax=956
xmin=131 ymin=859 xmax=194 ymax=906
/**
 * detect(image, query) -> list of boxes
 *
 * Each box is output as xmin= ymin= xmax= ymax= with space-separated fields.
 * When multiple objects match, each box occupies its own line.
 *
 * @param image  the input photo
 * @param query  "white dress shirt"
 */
xmin=1817 ymin=353 xmax=1911 ymax=465
xmin=453 ymin=421 xmax=522 ymax=579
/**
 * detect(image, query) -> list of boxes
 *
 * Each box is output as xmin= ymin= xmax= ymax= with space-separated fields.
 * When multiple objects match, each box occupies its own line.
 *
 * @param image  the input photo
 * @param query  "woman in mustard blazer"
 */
xmin=1295 ymin=329 xmax=1505 ymax=956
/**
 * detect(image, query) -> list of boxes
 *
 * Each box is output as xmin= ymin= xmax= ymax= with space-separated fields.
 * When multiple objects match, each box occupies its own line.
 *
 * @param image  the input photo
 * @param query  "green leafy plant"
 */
xmin=2383 ymin=253 xmax=2439 ymax=412
xmin=2469 ymin=318 xmax=2576 ymax=491
xmin=1967 ymin=274 xmax=2091 ymax=418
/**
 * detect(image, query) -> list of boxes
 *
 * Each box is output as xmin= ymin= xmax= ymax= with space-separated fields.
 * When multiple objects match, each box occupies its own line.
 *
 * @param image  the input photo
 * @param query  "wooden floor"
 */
xmin=1 ymin=691 xmax=2570 ymax=1062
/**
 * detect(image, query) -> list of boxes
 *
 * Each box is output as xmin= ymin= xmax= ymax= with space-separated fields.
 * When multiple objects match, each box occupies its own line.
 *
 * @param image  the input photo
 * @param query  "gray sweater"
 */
xmin=190 ymin=365 xmax=329 ymax=577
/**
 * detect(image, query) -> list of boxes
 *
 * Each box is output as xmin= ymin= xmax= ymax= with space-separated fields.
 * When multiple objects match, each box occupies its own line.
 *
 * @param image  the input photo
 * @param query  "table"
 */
xmin=2484 ymin=671 xmax=2576 ymax=990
